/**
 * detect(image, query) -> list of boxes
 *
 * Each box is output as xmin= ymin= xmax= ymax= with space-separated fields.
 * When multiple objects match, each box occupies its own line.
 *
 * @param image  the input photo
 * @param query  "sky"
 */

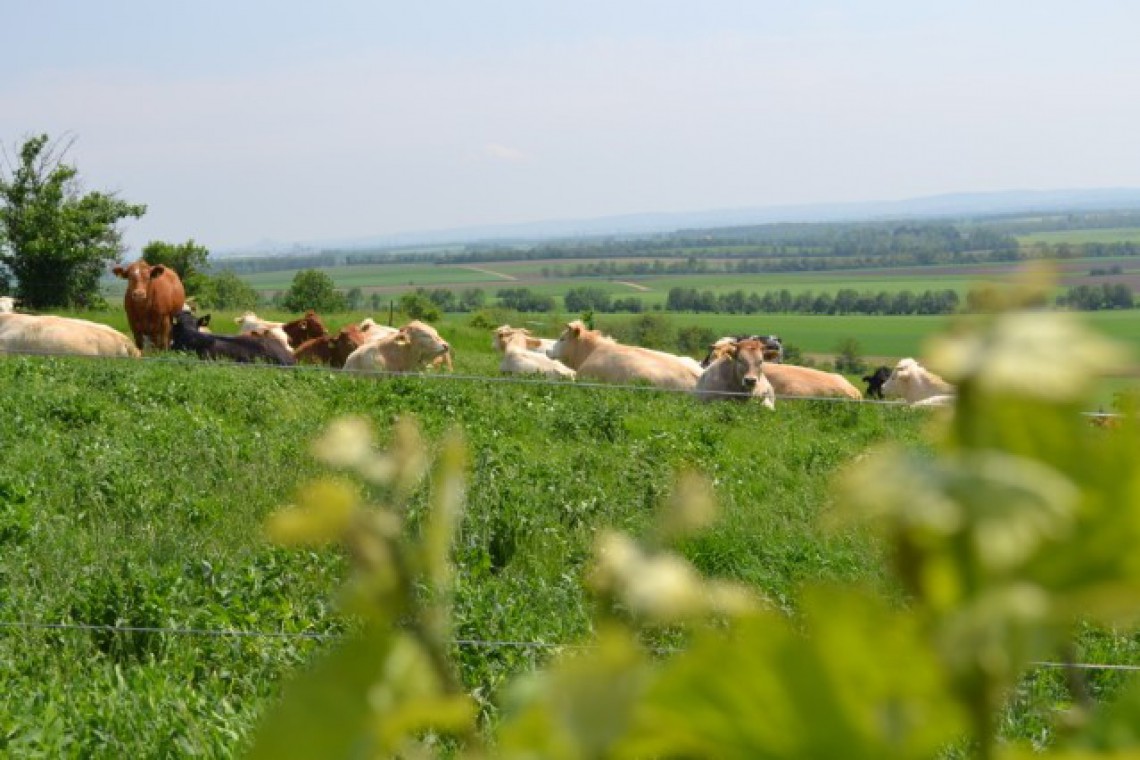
xmin=4 ymin=1 xmax=1140 ymax=253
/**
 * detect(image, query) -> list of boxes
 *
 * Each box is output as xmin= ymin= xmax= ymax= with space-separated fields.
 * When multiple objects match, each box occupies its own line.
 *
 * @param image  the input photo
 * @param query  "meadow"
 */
xmin=0 ymin=350 xmax=915 ymax=756
xmin=2 ymin=307 xmax=1139 ymax=756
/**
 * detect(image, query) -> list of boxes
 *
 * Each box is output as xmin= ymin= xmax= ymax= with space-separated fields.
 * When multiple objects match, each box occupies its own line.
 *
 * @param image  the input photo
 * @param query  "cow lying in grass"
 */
xmin=0 ymin=313 xmax=140 ymax=358
xmin=281 ymin=310 xmax=328 ymax=348
xmin=234 ymin=311 xmax=291 ymax=352
xmin=694 ymin=338 xmax=775 ymax=408
xmin=357 ymin=318 xmax=453 ymax=370
xmin=342 ymin=321 xmax=453 ymax=373
xmin=547 ymin=320 xmax=701 ymax=390
xmin=703 ymin=338 xmax=862 ymax=400
xmin=293 ymin=324 xmax=369 ymax=368
xmin=173 ymin=311 xmax=296 ymax=365
xmin=493 ymin=325 xmax=575 ymax=380
xmin=881 ymin=358 xmax=955 ymax=405
xmin=701 ymin=334 xmax=784 ymax=367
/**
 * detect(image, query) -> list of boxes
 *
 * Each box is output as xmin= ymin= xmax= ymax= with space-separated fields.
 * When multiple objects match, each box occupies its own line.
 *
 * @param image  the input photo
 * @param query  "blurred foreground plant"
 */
xmin=250 ymin=292 xmax=1140 ymax=758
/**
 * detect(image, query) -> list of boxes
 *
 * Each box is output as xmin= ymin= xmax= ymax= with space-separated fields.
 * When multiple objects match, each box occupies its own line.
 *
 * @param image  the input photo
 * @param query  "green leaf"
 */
xmin=622 ymin=587 xmax=964 ymax=759
xmin=246 ymin=629 xmax=392 ymax=760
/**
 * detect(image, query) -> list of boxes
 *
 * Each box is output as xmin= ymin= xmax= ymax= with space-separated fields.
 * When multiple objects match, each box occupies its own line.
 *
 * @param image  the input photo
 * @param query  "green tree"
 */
xmin=199 ymin=270 xmax=258 ymax=310
xmin=832 ymin=337 xmax=866 ymax=374
xmin=345 ymin=287 xmax=364 ymax=310
xmin=0 ymin=134 xmax=146 ymax=307
xmin=140 ymin=239 xmax=210 ymax=295
xmin=399 ymin=291 xmax=441 ymax=322
xmin=281 ymin=269 xmax=346 ymax=313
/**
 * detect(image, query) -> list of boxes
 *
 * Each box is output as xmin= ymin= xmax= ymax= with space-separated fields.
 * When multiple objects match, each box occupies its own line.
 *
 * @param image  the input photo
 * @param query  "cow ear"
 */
xmin=112 ymin=266 xmax=127 ymax=278
xmin=198 ymin=315 xmax=211 ymax=328
xmin=569 ymin=324 xmax=581 ymax=337
xmin=150 ymin=265 xmax=166 ymax=277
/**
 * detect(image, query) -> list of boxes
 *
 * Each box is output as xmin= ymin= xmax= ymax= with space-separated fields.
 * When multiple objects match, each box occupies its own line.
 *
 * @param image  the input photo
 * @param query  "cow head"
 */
xmin=493 ymin=324 xmax=531 ymax=352
xmin=329 ymin=326 xmax=366 ymax=368
xmin=170 ymin=309 xmax=201 ymax=351
xmin=547 ymin=320 xmax=588 ymax=362
xmin=398 ymin=321 xmax=451 ymax=365
xmin=114 ymin=260 xmax=165 ymax=303
xmin=723 ymin=339 xmax=775 ymax=407
xmin=283 ymin=311 xmax=329 ymax=347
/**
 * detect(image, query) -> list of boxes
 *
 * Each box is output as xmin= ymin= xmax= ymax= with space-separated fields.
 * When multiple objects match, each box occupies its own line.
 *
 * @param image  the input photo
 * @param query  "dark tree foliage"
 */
xmin=281 ymin=269 xmax=346 ymax=312
xmin=0 ymin=134 xmax=146 ymax=307
xmin=141 ymin=239 xmax=210 ymax=295
xmin=496 ymin=288 xmax=556 ymax=313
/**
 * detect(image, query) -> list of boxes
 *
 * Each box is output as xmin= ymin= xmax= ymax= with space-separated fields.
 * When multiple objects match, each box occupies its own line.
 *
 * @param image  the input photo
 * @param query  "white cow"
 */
xmin=233 ymin=311 xmax=291 ymax=352
xmin=0 ymin=313 xmax=140 ymax=358
xmin=343 ymin=320 xmax=453 ymax=373
xmin=493 ymin=325 xmax=575 ymax=380
xmin=881 ymin=358 xmax=956 ymax=405
xmin=546 ymin=321 xmax=700 ymax=390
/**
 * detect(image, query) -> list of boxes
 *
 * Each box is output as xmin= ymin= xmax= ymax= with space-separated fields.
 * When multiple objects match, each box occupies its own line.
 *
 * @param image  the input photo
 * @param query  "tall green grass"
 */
xmin=0 ymin=352 xmax=927 ymax=756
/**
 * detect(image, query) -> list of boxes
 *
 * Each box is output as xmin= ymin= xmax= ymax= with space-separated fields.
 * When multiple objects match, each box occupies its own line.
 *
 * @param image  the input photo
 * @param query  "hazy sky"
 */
xmin=4 ymin=1 xmax=1140 ymax=252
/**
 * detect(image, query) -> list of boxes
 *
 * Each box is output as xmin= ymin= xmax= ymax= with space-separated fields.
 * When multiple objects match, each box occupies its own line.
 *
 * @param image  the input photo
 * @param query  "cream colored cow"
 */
xmin=546 ymin=320 xmax=700 ymax=390
xmin=233 ymin=311 xmax=291 ymax=352
xmin=0 ymin=314 xmax=140 ymax=358
xmin=343 ymin=320 xmax=453 ymax=373
xmin=694 ymin=338 xmax=775 ymax=408
xmin=881 ymin=358 xmax=956 ymax=405
xmin=762 ymin=363 xmax=863 ymax=400
xmin=493 ymin=325 xmax=575 ymax=380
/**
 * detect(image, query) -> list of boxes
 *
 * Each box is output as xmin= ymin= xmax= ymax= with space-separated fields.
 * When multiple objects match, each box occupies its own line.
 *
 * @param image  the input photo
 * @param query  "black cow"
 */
xmin=862 ymin=365 xmax=892 ymax=399
xmin=171 ymin=310 xmax=296 ymax=366
xmin=700 ymin=334 xmax=784 ymax=368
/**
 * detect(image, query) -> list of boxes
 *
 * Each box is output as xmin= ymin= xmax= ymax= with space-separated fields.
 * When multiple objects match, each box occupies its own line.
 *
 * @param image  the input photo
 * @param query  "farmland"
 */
xmin=212 ymin=254 xmax=1140 ymax=311
xmin=2 ymin=302 xmax=1140 ymax=755
xmin=0 ymin=349 xmax=912 ymax=756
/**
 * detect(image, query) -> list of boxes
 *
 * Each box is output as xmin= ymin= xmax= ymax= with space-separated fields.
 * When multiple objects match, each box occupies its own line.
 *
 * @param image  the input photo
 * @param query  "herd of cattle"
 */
xmin=0 ymin=260 xmax=959 ymax=408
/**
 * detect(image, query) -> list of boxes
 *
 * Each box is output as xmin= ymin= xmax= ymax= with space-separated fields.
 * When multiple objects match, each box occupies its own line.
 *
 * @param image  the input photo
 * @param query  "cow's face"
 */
xmin=547 ymin=321 xmax=586 ymax=361
xmin=880 ymin=359 xmax=917 ymax=399
xmin=492 ymin=325 xmax=528 ymax=353
xmin=330 ymin=327 xmax=365 ymax=366
xmin=170 ymin=309 xmax=200 ymax=351
xmin=727 ymin=339 xmax=766 ymax=390
xmin=114 ymin=261 xmax=164 ymax=303
xmin=400 ymin=321 xmax=451 ymax=361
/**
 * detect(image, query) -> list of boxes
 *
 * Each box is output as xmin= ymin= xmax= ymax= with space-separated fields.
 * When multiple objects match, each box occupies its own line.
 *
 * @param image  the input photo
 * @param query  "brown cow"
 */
xmin=113 ymin=260 xmax=185 ymax=351
xmin=293 ymin=324 xmax=368 ymax=368
xmin=282 ymin=310 xmax=328 ymax=348
xmin=694 ymin=338 xmax=775 ymax=408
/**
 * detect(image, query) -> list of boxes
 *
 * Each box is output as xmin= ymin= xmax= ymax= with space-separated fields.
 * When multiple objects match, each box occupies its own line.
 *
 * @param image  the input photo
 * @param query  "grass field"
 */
xmin=0 ymin=352 xmax=920 ymax=756
xmin=2 ymin=308 xmax=1139 ymax=755
xmin=1017 ymin=227 xmax=1140 ymax=245
xmin=196 ymin=255 xmax=1140 ymax=314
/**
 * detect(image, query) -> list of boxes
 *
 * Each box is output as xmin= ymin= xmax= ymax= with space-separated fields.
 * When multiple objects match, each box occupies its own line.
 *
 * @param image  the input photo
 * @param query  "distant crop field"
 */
xmin=1017 ymin=227 xmax=1140 ymax=245
xmin=225 ymin=256 xmax=1139 ymax=305
xmin=237 ymin=263 xmax=504 ymax=291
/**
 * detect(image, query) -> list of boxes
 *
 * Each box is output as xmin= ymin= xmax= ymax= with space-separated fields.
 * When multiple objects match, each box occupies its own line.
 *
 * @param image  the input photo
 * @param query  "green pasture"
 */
xmin=2 ymin=307 xmax=1139 ymax=755
xmin=236 ymin=263 xmax=504 ymax=292
xmin=0 ymin=351 xmax=922 ymax=756
xmin=1017 ymin=227 xmax=1140 ymax=245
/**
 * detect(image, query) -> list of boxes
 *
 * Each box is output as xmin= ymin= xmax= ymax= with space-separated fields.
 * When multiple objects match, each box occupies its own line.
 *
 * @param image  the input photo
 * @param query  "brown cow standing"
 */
xmin=113 ymin=260 xmax=186 ymax=351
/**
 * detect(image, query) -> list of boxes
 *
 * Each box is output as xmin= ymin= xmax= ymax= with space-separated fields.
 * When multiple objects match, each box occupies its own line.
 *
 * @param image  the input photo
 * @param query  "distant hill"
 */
xmin=213 ymin=188 xmax=1140 ymax=258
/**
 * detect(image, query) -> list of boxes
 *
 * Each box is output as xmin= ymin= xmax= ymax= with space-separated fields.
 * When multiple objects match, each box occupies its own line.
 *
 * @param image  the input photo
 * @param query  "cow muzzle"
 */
xmin=742 ymin=375 xmax=759 ymax=389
